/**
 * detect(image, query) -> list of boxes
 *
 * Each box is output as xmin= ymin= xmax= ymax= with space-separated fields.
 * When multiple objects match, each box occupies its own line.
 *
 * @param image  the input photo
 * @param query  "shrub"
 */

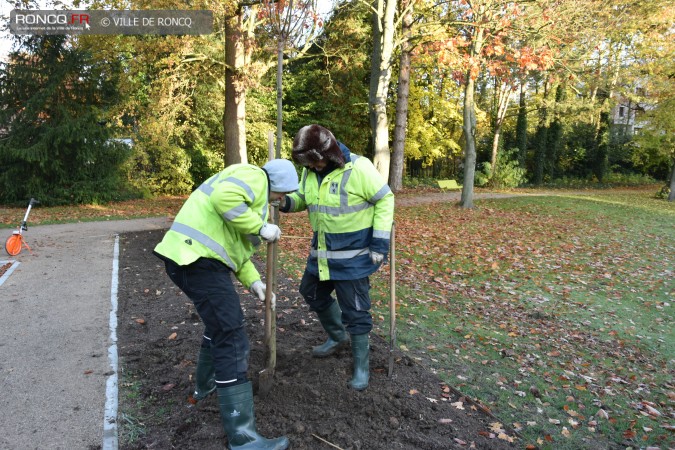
xmin=476 ymin=148 xmax=527 ymax=189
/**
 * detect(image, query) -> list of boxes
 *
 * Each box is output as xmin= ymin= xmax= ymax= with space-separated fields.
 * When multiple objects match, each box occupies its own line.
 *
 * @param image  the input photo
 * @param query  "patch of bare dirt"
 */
xmin=117 ymin=229 xmax=519 ymax=450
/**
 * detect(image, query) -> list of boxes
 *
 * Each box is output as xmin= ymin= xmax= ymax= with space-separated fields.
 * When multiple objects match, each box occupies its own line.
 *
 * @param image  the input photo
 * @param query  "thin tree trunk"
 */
xmin=369 ymin=0 xmax=396 ymax=179
xmin=593 ymin=42 xmax=623 ymax=182
xmin=533 ymin=80 xmax=552 ymax=185
xmin=460 ymin=75 xmax=477 ymax=209
xmin=490 ymin=82 xmax=513 ymax=174
xmin=390 ymin=0 xmax=412 ymax=192
xmin=516 ymin=82 xmax=527 ymax=167
xmin=669 ymin=161 xmax=675 ymax=202
xmin=459 ymin=26 xmax=484 ymax=209
xmin=224 ymin=12 xmax=248 ymax=165
xmin=547 ymin=83 xmax=565 ymax=180
xmin=275 ymin=38 xmax=284 ymax=158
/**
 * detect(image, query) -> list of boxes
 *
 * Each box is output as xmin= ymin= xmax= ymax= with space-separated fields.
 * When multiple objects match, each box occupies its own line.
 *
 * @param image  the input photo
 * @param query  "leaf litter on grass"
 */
xmin=276 ymin=192 xmax=675 ymax=449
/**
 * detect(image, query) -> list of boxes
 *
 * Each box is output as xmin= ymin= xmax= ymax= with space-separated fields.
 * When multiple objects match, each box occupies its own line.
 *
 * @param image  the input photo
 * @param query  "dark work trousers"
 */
xmin=164 ymin=257 xmax=249 ymax=386
xmin=299 ymin=271 xmax=373 ymax=335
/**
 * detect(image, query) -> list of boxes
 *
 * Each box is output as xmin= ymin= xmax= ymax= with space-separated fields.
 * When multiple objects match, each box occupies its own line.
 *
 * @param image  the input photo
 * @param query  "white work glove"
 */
xmin=250 ymin=280 xmax=276 ymax=308
xmin=259 ymin=223 xmax=281 ymax=243
xmin=369 ymin=250 xmax=384 ymax=265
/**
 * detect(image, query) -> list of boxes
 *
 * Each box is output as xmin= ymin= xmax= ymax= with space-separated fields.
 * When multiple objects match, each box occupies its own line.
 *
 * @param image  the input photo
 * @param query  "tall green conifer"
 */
xmin=0 ymin=36 xmax=129 ymax=204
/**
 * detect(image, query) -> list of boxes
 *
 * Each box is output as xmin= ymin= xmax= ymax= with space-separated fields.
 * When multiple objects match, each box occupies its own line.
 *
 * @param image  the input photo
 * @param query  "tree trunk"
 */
xmin=546 ymin=84 xmax=565 ymax=180
xmin=224 ymin=12 xmax=248 ymax=165
xmin=390 ymin=0 xmax=412 ymax=192
xmin=369 ymin=0 xmax=397 ymax=179
xmin=490 ymin=81 xmax=513 ymax=175
xmin=533 ymin=80 xmax=552 ymax=185
xmin=516 ymin=82 xmax=527 ymax=167
xmin=368 ymin=1 xmax=383 ymax=139
xmin=460 ymin=76 xmax=477 ymax=208
xmin=593 ymin=42 xmax=623 ymax=182
xmin=275 ymin=38 xmax=284 ymax=158
xmin=669 ymin=161 xmax=675 ymax=202
xmin=459 ymin=27 xmax=484 ymax=209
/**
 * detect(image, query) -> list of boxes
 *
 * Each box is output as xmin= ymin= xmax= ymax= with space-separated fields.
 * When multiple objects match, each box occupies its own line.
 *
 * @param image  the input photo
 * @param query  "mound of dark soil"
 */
xmin=117 ymin=229 xmax=518 ymax=450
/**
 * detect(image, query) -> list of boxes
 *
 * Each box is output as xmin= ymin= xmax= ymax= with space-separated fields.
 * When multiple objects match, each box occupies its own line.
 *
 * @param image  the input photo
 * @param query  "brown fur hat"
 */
xmin=291 ymin=124 xmax=346 ymax=168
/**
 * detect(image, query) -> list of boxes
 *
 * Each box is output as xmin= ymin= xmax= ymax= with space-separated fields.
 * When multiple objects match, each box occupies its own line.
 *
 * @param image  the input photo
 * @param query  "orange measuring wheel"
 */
xmin=5 ymin=198 xmax=39 ymax=256
xmin=5 ymin=232 xmax=24 ymax=256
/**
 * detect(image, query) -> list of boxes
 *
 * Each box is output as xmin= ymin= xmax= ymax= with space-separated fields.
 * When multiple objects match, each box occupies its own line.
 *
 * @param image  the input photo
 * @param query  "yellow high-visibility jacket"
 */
xmin=283 ymin=143 xmax=394 ymax=281
xmin=154 ymin=164 xmax=269 ymax=288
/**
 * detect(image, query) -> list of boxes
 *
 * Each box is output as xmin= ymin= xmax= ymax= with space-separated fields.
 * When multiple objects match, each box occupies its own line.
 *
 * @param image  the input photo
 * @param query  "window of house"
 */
xmin=618 ymin=106 xmax=625 ymax=118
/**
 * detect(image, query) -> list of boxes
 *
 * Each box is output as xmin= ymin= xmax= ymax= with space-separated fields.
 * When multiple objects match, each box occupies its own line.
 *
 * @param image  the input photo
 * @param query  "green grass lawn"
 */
xmin=2 ymin=187 xmax=672 ymax=449
xmin=280 ymin=188 xmax=674 ymax=449
xmin=376 ymin=191 xmax=674 ymax=449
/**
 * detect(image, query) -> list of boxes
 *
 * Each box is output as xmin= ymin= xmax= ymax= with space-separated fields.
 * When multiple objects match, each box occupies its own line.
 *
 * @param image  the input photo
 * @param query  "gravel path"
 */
xmin=0 ymin=218 xmax=171 ymax=450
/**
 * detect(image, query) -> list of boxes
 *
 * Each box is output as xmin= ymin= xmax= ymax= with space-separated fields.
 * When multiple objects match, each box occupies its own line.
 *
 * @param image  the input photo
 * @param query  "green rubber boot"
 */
xmin=312 ymin=301 xmax=350 ymax=357
xmin=192 ymin=346 xmax=216 ymax=401
xmin=217 ymin=382 xmax=289 ymax=450
xmin=350 ymin=333 xmax=369 ymax=391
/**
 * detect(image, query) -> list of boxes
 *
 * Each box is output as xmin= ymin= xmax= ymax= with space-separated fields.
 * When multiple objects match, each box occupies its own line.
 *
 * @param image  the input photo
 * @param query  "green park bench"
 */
xmin=436 ymin=179 xmax=462 ymax=191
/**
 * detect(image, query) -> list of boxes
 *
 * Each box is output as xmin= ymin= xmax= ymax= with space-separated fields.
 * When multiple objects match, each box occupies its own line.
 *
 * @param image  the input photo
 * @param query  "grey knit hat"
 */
xmin=262 ymin=159 xmax=299 ymax=192
xmin=292 ymin=124 xmax=346 ymax=168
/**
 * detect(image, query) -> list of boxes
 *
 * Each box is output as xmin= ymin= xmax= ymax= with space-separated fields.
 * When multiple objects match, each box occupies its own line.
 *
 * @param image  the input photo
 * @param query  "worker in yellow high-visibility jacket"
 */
xmin=280 ymin=124 xmax=395 ymax=391
xmin=154 ymin=159 xmax=298 ymax=450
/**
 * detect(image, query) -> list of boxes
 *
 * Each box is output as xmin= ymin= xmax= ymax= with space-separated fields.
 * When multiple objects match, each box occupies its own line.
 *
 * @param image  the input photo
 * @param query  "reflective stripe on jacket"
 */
xmin=285 ymin=143 xmax=394 ymax=281
xmin=154 ymin=164 xmax=268 ymax=288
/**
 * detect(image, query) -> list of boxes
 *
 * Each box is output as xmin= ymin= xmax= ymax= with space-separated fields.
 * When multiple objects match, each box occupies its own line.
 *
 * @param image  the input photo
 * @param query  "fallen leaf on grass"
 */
xmin=409 ymin=389 xmax=419 ymax=395
xmin=596 ymin=409 xmax=609 ymax=420
xmin=489 ymin=422 xmax=504 ymax=433
xmin=622 ymin=429 xmax=636 ymax=439
xmin=561 ymin=427 xmax=570 ymax=437
xmin=566 ymin=408 xmax=580 ymax=418
xmin=162 ymin=383 xmax=175 ymax=391
xmin=438 ymin=418 xmax=453 ymax=424
xmin=638 ymin=401 xmax=662 ymax=416
xmin=451 ymin=401 xmax=465 ymax=410
xmin=168 ymin=332 xmax=177 ymax=340
xmin=426 ymin=397 xmax=438 ymax=403
xmin=497 ymin=433 xmax=514 ymax=442
xmin=135 ymin=318 xmax=146 ymax=325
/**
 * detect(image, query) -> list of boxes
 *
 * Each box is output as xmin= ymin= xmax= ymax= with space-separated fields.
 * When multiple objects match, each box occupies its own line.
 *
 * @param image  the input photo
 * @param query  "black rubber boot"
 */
xmin=192 ymin=346 xmax=216 ymax=401
xmin=312 ymin=301 xmax=350 ymax=357
xmin=217 ymin=382 xmax=289 ymax=450
xmin=350 ymin=333 xmax=369 ymax=391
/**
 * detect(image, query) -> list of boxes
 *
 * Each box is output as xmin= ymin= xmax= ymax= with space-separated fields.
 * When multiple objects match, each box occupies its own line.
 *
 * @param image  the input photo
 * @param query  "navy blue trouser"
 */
xmin=299 ymin=271 xmax=373 ymax=335
xmin=164 ymin=257 xmax=249 ymax=386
